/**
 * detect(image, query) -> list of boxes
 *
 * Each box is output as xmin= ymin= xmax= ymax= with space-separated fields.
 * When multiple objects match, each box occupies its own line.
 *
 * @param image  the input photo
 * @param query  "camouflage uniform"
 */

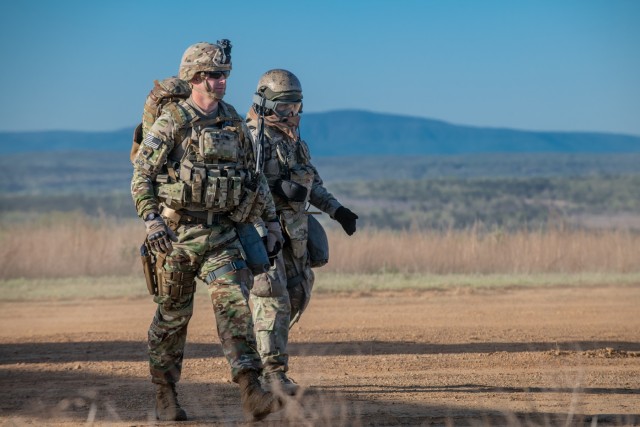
xmin=247 ymin=120 xmax=342 ymax=377
xmin=132 ymin=95 xmax=276 ymax=384
xmin=133 ymin=41 xmax=284 ymax=423
xmin=245 ymin=70 xmax=357 ymax=389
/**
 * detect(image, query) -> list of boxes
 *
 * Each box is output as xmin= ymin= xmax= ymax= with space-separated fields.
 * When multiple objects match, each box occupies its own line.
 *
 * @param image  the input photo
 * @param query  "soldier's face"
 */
xmin=196 ymin=72 xmax=227 ymax=99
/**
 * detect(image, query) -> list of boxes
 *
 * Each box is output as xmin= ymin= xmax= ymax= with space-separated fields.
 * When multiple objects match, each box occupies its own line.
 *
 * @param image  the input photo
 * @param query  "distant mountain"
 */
xmin=0 ymin=128 xmax=134 ymax=154
xmin=301 ymin=111 xmax=640 ymax=155
xmin=1 ymin=110 xmax=639 ymax=155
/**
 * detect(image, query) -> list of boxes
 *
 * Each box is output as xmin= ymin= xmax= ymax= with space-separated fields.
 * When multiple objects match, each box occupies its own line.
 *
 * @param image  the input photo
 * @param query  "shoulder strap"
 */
xmin=163 ymin=101 xmax=193 ymax=130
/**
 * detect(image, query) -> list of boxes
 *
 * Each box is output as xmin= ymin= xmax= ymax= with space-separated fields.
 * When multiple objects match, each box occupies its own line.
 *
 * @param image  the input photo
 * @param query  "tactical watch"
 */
xmin=144 ymin=212 xmax=160 ymax=221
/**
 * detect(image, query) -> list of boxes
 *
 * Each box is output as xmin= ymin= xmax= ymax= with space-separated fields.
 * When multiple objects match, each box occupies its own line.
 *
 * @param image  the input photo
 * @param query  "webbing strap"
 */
xmin=163 ymin=270 xmax=197 ymax=282
xmin=161 ymin=282 xmax=196 ymax=299
xmin=205 ymin=259 xmax=248 ymax=284
xmin=160 ymin=270 xmax=197 ymax=298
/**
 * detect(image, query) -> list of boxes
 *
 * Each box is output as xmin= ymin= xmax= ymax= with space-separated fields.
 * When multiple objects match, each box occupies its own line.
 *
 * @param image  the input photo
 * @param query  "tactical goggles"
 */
xmin=202 ymin=70 xmax=230 ymax=80
xmin=274 ymin=102 xmax=302 ymax=117
xmin=253 ymin=93 xmax=303 ymax=117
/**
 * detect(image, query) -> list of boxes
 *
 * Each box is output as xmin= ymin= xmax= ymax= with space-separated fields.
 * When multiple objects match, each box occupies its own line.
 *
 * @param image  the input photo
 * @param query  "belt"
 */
xmin=178 ymin=211 xmax=229 ymax=226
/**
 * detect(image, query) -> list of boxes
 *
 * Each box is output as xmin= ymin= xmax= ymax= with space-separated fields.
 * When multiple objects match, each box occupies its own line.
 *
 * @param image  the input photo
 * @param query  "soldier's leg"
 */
xmin=148 ymin=294 xmax=194 ymax=385
xmin=147 ymin=226 xmax=202 ymax=421
xmin=201 ymin=237 xmax=281 ymax=419
xmin=249 ymin=251 xmax=290 ymax=375
xmin=200 ymin=237 xmax=262 ymax=380
xmin=148 ymin=229 xmax=200 ymax=385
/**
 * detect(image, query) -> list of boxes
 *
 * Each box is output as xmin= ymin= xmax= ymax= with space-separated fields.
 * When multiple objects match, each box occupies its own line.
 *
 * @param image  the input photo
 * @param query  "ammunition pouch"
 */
xmin=228 ymin=178 xmax=269 ymax=223
xmin=272 ymin=179 xmax=308 ymax=202
xmin=156 ymin=162 xmax=245 ymax=212
xmin=156 ymin=181 xmax=187 ymax=210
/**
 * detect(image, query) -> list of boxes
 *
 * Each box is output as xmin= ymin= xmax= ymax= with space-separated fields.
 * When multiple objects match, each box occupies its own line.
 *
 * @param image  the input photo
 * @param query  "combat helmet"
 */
xmin=179 ymin=40 xmax=232 ymax=82
xmin=253 ymin=69 xmax=303 ymax=117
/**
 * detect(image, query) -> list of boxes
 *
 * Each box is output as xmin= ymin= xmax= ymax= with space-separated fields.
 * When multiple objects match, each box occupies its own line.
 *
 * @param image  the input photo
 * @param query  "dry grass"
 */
xmin=326 ymin=226 xmax=640 ymax=274
xmin=1 ymin=215 xmax=639 ymax=280
xmin=0 ymin=214 xmax=143 ymax=279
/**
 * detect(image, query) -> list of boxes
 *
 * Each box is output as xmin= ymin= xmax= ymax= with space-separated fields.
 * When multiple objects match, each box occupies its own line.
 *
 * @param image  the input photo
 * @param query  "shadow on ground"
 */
xmin=1 ymin=368 xmax=636 ymax=426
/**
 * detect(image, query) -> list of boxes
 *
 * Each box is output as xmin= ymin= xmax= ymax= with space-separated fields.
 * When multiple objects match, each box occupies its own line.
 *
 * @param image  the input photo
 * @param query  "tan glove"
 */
xmin=144 ymin=213 xmax=178 ymax=254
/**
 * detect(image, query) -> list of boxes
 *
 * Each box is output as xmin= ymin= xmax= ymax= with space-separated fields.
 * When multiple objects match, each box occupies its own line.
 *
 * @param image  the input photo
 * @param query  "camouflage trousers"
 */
xmin=148 ymin=221 xmax=262 ymax=385
xmin=249 ymin=243 xmax=314 ymax=374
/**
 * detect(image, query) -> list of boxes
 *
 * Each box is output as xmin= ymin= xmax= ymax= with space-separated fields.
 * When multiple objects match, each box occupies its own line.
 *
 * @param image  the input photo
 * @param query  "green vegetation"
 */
xmin=3 ymin=272 xmax=639 ymax=301
xmin=330 ymin=175 xmax=640 ymax=230
xmin=2 ymin=152 xmax=639 ymax=230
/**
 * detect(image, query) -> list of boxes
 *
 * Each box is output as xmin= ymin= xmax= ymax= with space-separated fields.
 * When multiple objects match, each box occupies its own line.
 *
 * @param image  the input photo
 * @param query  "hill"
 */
xmin=1 ymin=110 xmax=639 ymax=155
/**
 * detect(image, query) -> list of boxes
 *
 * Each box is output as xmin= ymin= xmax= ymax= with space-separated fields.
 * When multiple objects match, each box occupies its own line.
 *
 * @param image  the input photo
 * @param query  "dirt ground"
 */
xmin=1 ymin=284 xmax=639 ymax=426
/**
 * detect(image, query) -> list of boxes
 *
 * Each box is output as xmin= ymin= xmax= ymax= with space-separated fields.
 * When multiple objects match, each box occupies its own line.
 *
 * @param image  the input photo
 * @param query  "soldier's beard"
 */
xmin=210 ymin=88 xmax=225 ymax=100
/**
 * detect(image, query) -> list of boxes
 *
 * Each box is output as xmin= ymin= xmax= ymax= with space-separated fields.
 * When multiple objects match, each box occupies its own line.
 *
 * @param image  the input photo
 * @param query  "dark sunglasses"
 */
xmin=202 ymin=70 xmax=230 ymax=80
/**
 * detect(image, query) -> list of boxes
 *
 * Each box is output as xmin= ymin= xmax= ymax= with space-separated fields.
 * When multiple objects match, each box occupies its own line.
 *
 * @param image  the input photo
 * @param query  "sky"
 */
xmin=1 ymin=0 xmax=639 ymax=135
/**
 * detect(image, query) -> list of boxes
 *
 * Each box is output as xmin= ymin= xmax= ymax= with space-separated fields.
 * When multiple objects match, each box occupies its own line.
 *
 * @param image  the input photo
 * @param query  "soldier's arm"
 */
xmin=308 ymin=162 xmax=342 ymax=217
xmin=258 ymin=173 xmax=278 ymax=221
xmin=130 ymin=112 xmax=177 ymax=218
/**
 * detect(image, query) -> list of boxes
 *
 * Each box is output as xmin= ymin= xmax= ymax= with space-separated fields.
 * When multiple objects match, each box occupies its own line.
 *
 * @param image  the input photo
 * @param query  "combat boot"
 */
xmin=155 ymin=383 xmax=187 ymax=421
xmin=261 ymin=371 xmax=300 ymax=396
xmin=237 ymin=370 xmax=283 ymax=421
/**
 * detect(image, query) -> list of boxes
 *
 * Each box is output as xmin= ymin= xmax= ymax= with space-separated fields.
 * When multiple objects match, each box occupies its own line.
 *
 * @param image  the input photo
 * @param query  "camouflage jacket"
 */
xmin=245 ymin=115 xmax=341 ymax=217
xmin=132 ymin=98 xmax=276 ymax=221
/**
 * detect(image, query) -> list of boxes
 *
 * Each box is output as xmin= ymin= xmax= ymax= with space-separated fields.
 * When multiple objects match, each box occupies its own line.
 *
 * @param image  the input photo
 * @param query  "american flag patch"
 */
xmin=143 ymin=133 xmax=162 ymax=149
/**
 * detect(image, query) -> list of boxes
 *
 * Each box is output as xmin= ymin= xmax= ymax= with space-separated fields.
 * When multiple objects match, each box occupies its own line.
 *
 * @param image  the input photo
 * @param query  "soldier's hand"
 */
xmin=334 ymin=206 xmax=358 ymax=236
xmin=266 ymin=219 xmax=284 ymax=262
xmin=144 ymin=213 xmax=178 ymax=254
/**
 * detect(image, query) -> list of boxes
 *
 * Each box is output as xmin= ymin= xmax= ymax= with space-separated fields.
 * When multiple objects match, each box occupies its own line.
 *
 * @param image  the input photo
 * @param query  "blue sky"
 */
xmin=1 ymin=0 xmax=639 ymax=135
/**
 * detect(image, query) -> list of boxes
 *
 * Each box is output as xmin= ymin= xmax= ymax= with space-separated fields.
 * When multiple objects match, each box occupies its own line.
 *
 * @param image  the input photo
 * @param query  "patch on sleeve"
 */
xmin=143 ymin=133 xmax=163 ymax=149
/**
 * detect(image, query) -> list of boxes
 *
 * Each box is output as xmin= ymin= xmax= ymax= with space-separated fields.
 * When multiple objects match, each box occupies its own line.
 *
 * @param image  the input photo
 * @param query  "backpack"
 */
xmin=129 ymin=77 xmax=191 ymax=163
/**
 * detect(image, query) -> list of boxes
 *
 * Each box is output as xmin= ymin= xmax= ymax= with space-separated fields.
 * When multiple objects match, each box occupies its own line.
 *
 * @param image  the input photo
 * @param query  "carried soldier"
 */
xmin=246 ymin=69 xmax=359 ymax=395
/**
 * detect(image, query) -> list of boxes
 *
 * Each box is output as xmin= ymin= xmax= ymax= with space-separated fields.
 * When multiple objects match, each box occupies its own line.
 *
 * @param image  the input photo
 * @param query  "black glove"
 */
xmin=334 ymin=206 xmax=358 ymax=236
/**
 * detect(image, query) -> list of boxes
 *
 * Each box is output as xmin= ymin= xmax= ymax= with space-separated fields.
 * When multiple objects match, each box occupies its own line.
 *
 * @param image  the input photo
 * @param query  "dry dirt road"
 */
xmin=1 ymin=284 xmax=639 ymax=426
